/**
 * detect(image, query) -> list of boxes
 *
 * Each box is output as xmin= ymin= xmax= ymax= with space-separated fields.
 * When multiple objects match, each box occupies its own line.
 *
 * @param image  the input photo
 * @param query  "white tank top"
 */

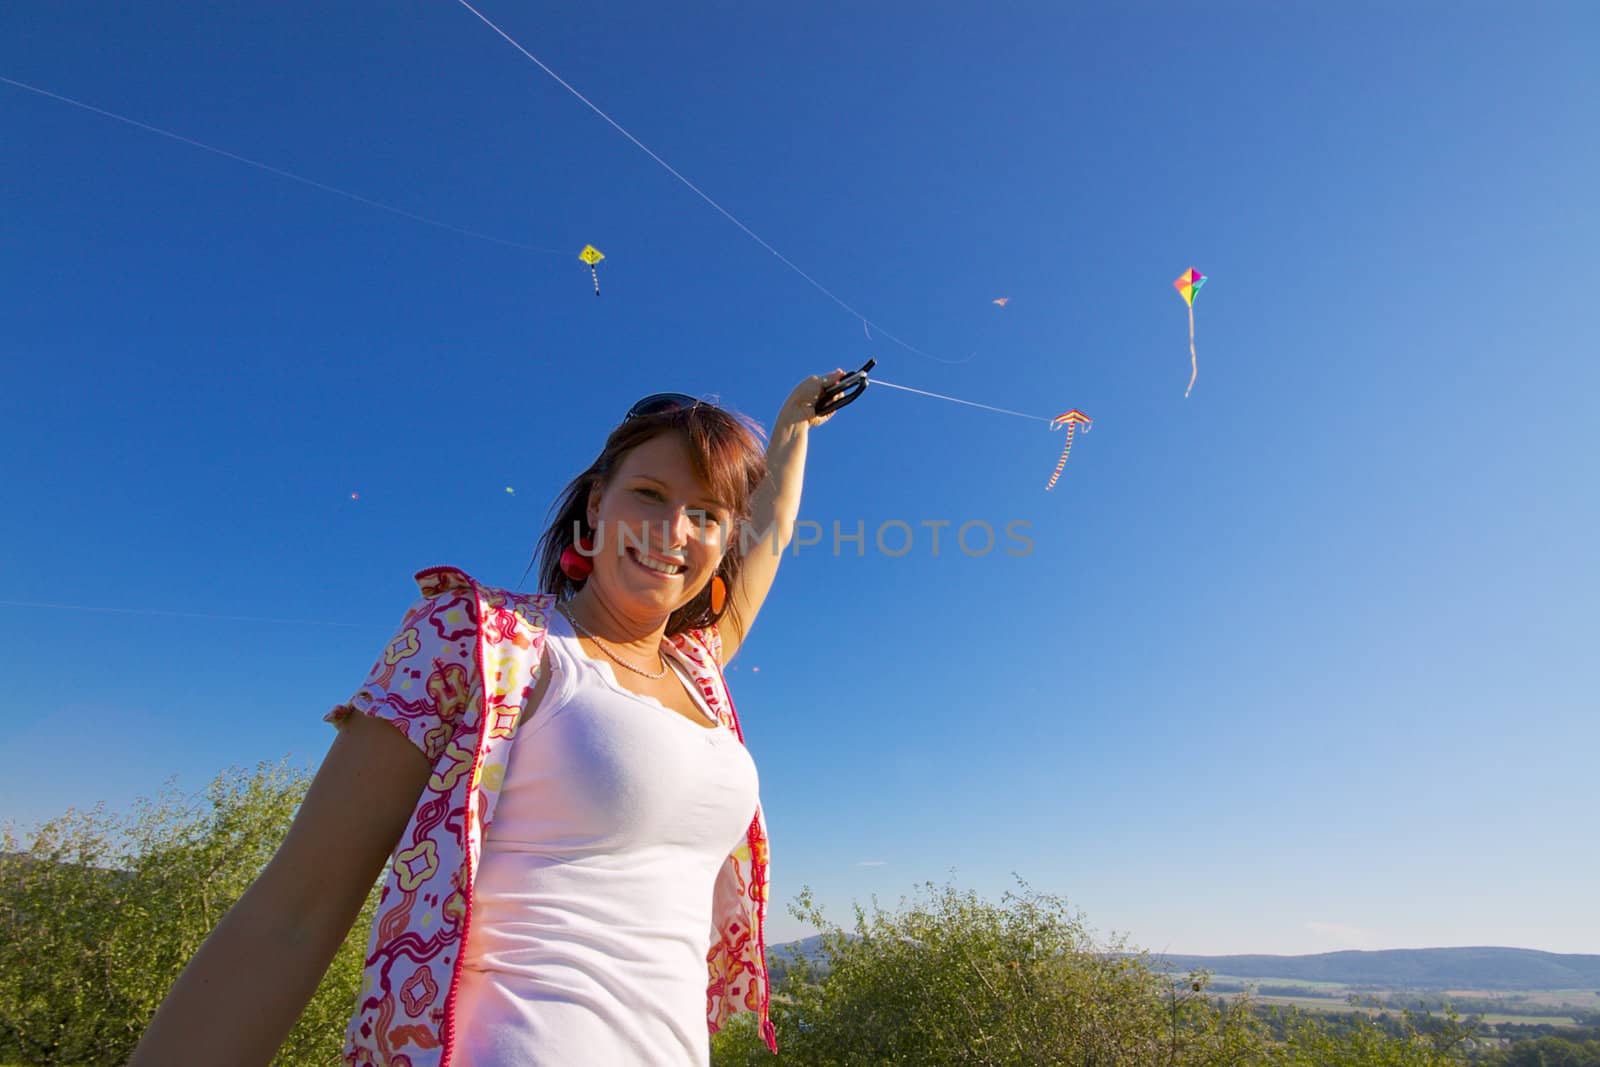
xmin=452 ymin=612 xmax=760 ymax=1067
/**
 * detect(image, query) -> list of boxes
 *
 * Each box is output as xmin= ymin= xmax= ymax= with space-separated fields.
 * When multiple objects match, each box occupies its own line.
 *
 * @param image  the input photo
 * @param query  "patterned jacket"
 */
xmin=324 ymin=566 xmax=776 ymax=1065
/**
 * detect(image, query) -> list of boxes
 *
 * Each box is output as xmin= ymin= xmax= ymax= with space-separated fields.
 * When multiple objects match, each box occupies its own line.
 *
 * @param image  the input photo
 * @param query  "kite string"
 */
xmin=0 ymin=599 xmax=363 ymax=628
xmin=8 ymin=50 xmax=972 ymax=364
xmin=0 ymin=74 xmax=568 ymax=256
xmin=869 ymin=378 xmax=1052 ymax=423
xmin=448 ymin=0 xmax=971 ymax=366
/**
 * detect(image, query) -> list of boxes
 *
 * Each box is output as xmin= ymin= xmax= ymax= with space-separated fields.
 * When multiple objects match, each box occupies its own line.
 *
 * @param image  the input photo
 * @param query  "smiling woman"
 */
xmin=531 ymin=396 xmax=771 ymax=653
xmin=128 ymin=372 xmax=845 ymax=1067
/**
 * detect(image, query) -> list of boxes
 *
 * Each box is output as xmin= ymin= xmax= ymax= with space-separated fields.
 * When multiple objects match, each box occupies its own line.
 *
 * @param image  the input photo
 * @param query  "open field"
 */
xmin=1207 ymin=990 xmax=1585 ymax=1027
xmin=1199 ymin=981 xmax=1599 ymax=1029
xmin=1440 ymin=988 xmax=1600 ymax=1011
xmin=1239 ymin=994 xmax=1387 ymax=1016
xmin=1207 ymin=975 xmax=1351 ymax=993
xmin=1470 ymin=1011 xmax=1593 ymax=1026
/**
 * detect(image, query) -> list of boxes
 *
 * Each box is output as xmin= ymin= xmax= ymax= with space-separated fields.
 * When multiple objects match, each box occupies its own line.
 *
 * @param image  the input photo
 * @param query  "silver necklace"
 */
xmin=559 ymin=604 xmax=670 ymax=680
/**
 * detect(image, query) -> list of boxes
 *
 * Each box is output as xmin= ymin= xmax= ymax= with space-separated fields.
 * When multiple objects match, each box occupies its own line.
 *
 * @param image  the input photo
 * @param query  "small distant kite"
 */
xmin=1045 ymin=410 xmax=1092 ymax=491
xmin=992 ymin=297 xmax=1010 ymax=307
xmin=505 ymin=487 xmax=516 ymax=495
xmin=579 ymin=244 xmax=605 ymax=296
xmin=1173 ymin=267 xmax=1206 ymax=398
xmin=350 ymin=492 xmax=359 ymax=500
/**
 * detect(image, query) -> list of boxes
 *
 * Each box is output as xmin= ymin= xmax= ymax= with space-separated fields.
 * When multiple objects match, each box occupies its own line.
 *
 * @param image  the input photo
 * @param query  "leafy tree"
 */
xmin=1260 ymin=1003 xmax=1481 ymax=1067
xmin=3 ymin=779 xmax=1499 ymax=1067
xmin=0 ymin=760 xmax=376 ymax=1066
xmin=712 ymin=877 xmax=1481 ymax=1067
xmin=1478 ymin=1035 xmax=1600 ymax=1066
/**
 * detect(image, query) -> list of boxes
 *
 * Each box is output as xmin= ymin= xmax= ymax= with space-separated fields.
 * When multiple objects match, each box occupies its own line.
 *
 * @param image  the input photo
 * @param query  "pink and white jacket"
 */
xmin=325 ymin=566 xmax=776 ymax=1065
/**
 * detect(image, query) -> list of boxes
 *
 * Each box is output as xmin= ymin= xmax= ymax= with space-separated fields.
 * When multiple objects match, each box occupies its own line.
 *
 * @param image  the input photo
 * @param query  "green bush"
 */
xmin=1477 ymin=1035 xmax=1600 ymax=1066
xmin=0 ymin=778 xmax=1494 ymax=1067
xmin=0 ymin=761 xmax=376 ymax=1066
xmin=712 ymin=877 xmax=1482 ymax=1067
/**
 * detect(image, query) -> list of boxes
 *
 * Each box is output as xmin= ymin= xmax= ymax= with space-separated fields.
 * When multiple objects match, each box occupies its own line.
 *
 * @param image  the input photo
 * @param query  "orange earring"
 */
xmin=709 ymin=575 xmax=727 ymax=614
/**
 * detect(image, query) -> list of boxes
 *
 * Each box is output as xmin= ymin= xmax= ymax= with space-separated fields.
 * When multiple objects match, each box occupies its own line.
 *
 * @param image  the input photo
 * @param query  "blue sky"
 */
xmin=3 ymin=2 xmax=1596 ymax=956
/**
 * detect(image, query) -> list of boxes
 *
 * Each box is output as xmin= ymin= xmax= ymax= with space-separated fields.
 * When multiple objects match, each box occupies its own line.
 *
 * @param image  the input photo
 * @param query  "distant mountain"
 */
xmin=1139 ymin=948 xmax=1600 ymax=991
xmin=770 ymin=934 xmax=827 ymax=967
xmin=765 ymin=938 xmax=1600 ymax=992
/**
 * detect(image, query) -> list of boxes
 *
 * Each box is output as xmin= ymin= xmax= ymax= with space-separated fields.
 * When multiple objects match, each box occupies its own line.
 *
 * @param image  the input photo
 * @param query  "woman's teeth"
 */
xmin=630 ymin=548 xmax=685 ymax=575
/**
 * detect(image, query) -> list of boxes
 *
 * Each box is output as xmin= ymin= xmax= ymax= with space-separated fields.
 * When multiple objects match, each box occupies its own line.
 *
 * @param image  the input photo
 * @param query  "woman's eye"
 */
xmin=635 ymin=488 xmax=664 ymax=501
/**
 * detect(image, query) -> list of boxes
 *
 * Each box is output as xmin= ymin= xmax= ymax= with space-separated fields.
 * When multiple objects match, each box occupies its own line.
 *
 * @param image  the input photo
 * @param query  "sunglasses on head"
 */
xmin=624 ymin=393 xmax=702 ymax=420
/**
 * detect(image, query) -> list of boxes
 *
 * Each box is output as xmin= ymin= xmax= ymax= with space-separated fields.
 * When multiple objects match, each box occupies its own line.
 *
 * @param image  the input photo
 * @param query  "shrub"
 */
xmin=712 ymin=876 xmax=1480 ymax=1067
xmin=0 ymin=761 xmax=376 ymax=1066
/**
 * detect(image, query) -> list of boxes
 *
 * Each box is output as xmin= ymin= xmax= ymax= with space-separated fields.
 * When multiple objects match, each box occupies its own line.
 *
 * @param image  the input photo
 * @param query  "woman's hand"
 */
xmin=776 ymin=368 xmax=847 ymax=432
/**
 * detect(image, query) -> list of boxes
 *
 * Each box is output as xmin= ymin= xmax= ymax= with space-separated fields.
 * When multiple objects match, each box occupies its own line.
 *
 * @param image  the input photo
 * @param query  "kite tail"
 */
xmin=590 ymin=265 xmax=601 ymax=296
xmin=1044 ymin=425 xmax=1075 ymax=491
xmin=1184 ymin=303 xmax=1197 ymax=398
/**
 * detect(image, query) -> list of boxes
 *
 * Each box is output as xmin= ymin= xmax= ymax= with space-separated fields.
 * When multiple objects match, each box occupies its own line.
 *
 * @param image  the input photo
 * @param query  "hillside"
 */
xmin=1134 ymin=948 xmax=1600 ymax=991
xmin=767 ymin=938 xmax=1600 ymax=991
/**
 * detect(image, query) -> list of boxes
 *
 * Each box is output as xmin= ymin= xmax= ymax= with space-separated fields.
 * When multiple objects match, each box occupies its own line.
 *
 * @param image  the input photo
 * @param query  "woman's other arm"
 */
xmin=127 ymin=712 xmax=429 ymax=1066
xmin=721 ymin=370 xmax=842 ymax=663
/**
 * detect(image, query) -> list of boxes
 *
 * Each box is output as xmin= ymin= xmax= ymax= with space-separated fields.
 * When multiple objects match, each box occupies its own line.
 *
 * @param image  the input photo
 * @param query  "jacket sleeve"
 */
xmin=324 ymin=586 xmax=482 ymax=764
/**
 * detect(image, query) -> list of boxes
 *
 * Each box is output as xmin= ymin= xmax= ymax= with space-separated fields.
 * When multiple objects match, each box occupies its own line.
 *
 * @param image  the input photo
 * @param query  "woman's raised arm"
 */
xmin=721 ymin=370 xmax=843 ymax=663
xmin=127 ymin=712 xmax=430 ymax=1067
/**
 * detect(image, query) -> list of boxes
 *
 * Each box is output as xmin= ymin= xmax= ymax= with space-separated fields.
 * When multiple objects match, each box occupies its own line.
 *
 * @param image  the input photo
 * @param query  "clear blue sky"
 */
xmin=3 ymin=2 xmax=1596 ymax=956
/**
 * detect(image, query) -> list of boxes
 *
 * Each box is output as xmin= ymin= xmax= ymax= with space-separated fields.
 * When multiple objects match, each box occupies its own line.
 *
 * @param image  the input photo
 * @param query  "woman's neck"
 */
xmin=562 ymin=589 xmax=669 ymax=657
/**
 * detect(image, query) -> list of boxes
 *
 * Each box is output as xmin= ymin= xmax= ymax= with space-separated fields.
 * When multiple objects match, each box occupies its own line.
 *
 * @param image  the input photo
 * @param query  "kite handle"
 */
xmin=815 ymin=359 xmax=875 ymax=416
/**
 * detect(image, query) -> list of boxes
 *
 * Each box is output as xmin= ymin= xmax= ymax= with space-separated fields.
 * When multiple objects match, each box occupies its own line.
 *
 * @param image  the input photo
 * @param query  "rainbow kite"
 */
xmin=1173 ymin=267 xmax=1206 ymax=398
xmin=579 ymin=244 xmax=605 ymax=296
xmin=1045 ymin=409 xmax=1092 ymax=491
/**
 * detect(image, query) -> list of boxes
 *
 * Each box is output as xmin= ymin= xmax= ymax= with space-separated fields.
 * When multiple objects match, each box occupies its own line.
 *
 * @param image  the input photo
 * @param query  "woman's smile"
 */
xmin=625 ymin=545 xmax=687 ymax=578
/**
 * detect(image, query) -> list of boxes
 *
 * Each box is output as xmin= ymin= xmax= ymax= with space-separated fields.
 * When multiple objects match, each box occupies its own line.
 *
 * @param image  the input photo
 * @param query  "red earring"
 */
xmin=559 ymin=537 xmax=595 ymax=581
xmin=709 ymin=575 xmax=727 ymax=614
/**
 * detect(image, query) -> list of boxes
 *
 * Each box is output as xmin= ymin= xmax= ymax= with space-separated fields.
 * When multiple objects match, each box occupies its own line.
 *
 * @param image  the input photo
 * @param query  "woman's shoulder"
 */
xmin=388 ymin=566 xmax=560 ymax=663
xmin=413 ymin=564 xmax=476 ymax=599
xmin=410 ymin=565 xmax=557 ymax=613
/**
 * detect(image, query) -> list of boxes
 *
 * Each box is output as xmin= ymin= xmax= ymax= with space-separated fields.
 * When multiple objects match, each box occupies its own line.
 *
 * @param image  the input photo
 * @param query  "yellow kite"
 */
xmin=579 ymin=244 xmax=605 ymax=296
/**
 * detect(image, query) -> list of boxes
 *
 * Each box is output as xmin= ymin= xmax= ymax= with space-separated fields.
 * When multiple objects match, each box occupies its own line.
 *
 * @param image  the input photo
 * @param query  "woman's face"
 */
xmin=586 ymin=432 xmax=733 ymax=619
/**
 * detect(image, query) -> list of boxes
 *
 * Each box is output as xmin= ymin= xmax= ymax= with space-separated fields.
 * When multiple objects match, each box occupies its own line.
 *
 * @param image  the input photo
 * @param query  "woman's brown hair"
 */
xmin=528 ymin=402 xmax=769 ymax=637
